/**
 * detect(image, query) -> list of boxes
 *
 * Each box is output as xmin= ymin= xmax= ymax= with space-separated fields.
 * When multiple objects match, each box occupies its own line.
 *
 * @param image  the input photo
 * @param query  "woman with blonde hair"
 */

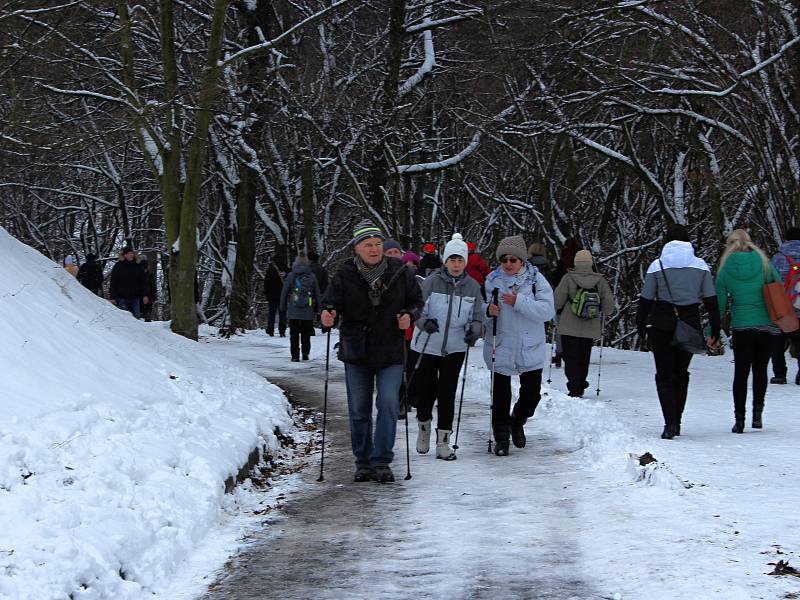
xmin=715 ymin=229 xmax=782 ymax=433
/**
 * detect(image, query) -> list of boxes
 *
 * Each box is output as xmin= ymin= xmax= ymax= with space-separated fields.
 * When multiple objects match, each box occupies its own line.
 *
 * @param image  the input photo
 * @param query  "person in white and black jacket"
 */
xmin=411 ymin=234 xmax=483 ymax=461
xmin=636 ymin=224 xmax=720 ymax=440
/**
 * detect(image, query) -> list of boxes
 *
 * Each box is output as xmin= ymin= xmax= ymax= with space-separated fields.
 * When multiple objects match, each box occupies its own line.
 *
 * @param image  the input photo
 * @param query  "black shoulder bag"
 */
xmin=657 ymin=260 xmax=707 ymax=355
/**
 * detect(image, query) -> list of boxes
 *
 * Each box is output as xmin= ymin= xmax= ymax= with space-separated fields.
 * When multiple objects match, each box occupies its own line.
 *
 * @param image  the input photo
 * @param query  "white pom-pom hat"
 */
xmin=442 ymin=233 xmax=469 ymax=262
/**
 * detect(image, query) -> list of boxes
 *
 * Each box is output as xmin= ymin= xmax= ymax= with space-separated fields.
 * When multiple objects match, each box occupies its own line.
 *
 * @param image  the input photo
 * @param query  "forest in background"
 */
xmin=1 ymin=0 xmax=798 ymax=344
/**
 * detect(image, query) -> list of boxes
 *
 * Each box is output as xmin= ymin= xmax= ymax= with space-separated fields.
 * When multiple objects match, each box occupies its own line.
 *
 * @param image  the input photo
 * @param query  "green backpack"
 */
xmin=571 ymin=287 xmax=601 ymax=319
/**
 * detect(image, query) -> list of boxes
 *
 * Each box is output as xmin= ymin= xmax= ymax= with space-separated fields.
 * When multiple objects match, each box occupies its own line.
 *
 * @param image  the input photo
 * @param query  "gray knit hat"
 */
xmin=495 ymin=235 xmax=528 ymax=262
xmin=352 ymin=220 xmax=385 ymax=245
xmin=383 ymin=239 xmax=402 ymax=253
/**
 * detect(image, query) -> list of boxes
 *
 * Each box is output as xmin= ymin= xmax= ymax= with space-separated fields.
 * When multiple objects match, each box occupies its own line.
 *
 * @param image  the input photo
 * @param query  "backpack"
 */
xmin=783 ymin=255 xmax=800 ymax=310
xmin=292 ymin=272 xmax=315 ymax=309
xmin=571 ymin=286 xmax=601 ymax=319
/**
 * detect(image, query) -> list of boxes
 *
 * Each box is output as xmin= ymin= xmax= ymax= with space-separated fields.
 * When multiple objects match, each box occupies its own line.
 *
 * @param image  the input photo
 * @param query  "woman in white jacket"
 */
xmin=412 ymin=234 xmax=484 ymax=460
xmin=484 ymin=235 xmax=555 ymax=456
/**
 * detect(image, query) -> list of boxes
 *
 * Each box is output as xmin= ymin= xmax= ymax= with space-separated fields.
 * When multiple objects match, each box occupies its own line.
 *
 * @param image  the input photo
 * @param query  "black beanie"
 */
xmin=665 ymin=223 xmax=690 ymax=243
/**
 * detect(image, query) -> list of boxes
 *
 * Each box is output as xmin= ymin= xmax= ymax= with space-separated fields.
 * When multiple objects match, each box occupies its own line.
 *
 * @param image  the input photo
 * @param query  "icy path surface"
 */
xmin=196 ymin=332 xmax=800 ymax=600
xmin=201 ymin=337 xmax=594 ymax=600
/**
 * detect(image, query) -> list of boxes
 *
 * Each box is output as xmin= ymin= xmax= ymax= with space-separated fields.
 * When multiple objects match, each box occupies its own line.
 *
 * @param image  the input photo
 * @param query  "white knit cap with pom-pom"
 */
xmin=442 ymin=233 xmax=469 ymax=262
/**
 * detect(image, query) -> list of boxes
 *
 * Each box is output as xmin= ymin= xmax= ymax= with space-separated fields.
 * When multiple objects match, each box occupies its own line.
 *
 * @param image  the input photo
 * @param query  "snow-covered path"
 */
xmin=201 ymin=337 xmax=595 ymax=599
xmin=194 ymin=331 xmax=800 ymax=600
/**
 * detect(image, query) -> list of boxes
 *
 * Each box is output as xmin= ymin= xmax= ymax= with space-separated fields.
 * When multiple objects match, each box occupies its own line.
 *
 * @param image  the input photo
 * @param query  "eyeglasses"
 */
xmin=500 ymin=256 xmax=520 ymax=264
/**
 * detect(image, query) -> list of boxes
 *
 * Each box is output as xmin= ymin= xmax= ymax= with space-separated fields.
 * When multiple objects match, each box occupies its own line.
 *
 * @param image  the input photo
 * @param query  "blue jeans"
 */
xmin=343 ymin=363 xmax=403 ymax=468
xmin=116 ymin=297 xmax=141 ymax=319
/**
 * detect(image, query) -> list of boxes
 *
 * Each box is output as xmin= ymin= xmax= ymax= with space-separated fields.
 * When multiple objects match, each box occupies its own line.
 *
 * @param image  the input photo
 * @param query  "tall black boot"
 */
xmin=752 ymin=405 xmax=763 ymax=429
xmin=731 ymin=416 xmax=744 ymax=434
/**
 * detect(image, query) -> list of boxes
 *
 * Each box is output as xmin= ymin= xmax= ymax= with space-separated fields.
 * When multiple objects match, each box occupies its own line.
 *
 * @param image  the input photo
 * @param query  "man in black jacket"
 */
xmin=110 ymin=247 xmax=148 ymax=319
xmin=321 ymin=220 xmax=423 ymax=483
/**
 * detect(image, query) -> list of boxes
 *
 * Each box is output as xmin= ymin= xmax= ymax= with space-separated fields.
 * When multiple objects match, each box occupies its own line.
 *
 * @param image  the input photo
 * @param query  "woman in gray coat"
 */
xmin=280 ymin=253 xmax=321 ymax=362
xmin=412 ymin=234 xmax=483 ymax=460
xmin=553 ymin=250 xmax=614 ymax=397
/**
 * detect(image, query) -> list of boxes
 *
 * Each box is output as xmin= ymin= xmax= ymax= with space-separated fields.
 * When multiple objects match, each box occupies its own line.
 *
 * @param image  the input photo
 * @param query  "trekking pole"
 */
xmin=596 ymin=313 xmax=605 ymax=397
xmin=546 ymin=320 xmax=556 ymax=384
xmin=402 ymin=331 xmax=432 ymax=481
xmin=452 ymin=346 xmax=470 ymax=453
xmin=317 ymin=312 xmax=333 ymax=482
xmin=489 ymin=289 xmax=499 ymax=453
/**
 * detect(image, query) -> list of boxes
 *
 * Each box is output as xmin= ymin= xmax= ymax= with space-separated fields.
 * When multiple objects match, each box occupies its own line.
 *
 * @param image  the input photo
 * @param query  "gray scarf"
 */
xmin=355 ymin=256 xmax=388 ymax=289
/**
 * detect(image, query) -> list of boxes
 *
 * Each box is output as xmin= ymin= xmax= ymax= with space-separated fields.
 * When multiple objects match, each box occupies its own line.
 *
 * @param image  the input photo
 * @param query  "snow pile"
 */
xmin=0 ymin=228 xmax=292 ymax=599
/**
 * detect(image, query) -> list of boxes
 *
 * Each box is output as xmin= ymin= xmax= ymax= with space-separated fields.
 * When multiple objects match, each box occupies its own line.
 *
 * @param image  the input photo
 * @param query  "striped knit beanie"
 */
xmin=352 ymin=220 xmax=385 ymax=245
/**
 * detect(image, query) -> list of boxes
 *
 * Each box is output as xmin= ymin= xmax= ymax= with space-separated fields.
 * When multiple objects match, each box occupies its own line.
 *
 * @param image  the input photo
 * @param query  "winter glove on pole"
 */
xmin=423 ymin=318 xmax=440 ymax=334
xmin=464 ymin=322 xmax=481 ymax=347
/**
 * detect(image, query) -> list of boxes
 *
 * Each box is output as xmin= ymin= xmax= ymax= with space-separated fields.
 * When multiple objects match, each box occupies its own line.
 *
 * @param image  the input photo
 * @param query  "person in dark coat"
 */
xmin=264 ymin=258 xmax=287 ymax=337
xmin=139 ymin=258 xmax=158 ymax=322
xmin=321 ymin=220 xmax=424 ymax=483
xmin=77 ymin=253 xmax=104 ymax=295
xmin=307 ymin=251 xmax=329 ymax=295
xmin=280 ymin=253 xmax=321 ymax=362
xmin=109 ymin=246 xmax=148 ymax=319
xmin=547 ymin=238 xmax=582 ymax=367
xmin=419 ymin=242 xmax=443 ymax=276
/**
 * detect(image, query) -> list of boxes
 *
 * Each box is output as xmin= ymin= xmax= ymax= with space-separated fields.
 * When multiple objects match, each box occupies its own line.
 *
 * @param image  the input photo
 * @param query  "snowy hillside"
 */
xmin=0 ymin=228 xmax=293 ymax=599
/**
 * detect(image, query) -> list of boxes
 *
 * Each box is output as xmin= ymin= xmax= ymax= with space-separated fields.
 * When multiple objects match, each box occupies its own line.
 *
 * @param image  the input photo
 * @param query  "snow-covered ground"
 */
xmin=0 ymin=228 xmax=297 ymax=600
xmin=183 ymin=328 xmax=800 ymax=600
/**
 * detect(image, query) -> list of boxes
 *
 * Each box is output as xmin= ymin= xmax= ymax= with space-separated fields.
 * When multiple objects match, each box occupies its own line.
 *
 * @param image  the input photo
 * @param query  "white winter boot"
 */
xmin=436 ymin=429 xmax=457 ymax=461
xmin=416 ymin=420 xmax=432 ymax=454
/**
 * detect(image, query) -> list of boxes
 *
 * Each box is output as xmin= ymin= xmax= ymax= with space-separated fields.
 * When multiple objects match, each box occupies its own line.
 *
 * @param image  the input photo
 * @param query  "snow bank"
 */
xmin=0 ymin=228 xmax=292 ymax=599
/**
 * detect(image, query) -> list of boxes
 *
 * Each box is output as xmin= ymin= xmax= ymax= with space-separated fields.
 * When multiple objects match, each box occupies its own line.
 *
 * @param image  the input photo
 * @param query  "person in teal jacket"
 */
xmin=715 ymin=229 xmax=782 ymax=434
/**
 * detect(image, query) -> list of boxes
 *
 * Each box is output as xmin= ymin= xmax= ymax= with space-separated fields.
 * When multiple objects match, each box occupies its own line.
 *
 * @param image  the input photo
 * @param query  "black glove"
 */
xmin=422 ymin=318 xmax=440 ymax=334
xmin=464 ymin=324 xmax=481 ymax=347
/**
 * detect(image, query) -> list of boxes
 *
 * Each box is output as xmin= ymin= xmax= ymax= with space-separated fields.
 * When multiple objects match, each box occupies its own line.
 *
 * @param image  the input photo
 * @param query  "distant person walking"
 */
xmin=553 ymin=250 xmax=614 ymax=397
xmin=264 ymin=259 xmax=287 ymax=337
xmin=109 ymin=246 xmax=148 ymax=319
xmin=321 ymin=221 xmax=423 ymax=483
xmin=716 ymin=230 xmax=782 ymax=433
xmin=139 ymin=258 xmax=158 ymax=322
xmin=484 ymin=235 xmax=555 ymax=456
xmin=770 ymin=227 xmax=800 ymax=384
xmin=77 ymin=253 xmax=104 ymax=295
xmin=636 ymin=224 xmax=720 ymax=440
xmin=63 ymin=255 xmax=78 ymax=277
xmin=307 ymin=251 xmax=329 ymax=296
xmin=280 ymin=253 xmax=321 ymax=362
xmin=547 ymin=237 xmax=582 ymax=368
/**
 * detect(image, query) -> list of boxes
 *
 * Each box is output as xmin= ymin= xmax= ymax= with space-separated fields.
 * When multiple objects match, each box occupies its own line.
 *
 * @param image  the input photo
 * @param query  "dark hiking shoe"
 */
xmin=373 ymin=465 xmax=395 ymax=483
xmin=354 ymin=467 xmax=375 ymax=482
xmin=291 ymin=357 xmax=300 ymax=362
xmin=661 ymin=425 xmax=676 ymax=440
xmin=674 ymin=423 xmax=681 ymax=436
xmin=771 ymin=376 xmax=787 ymax=384
xmin=752 ymin=408 xmax=763 ymax=429
xmin=731 ymin=419 xmax=744 ymax=434
xmin=552 ymin=355 xmax=562 ymax=368
xmin=267 ymin=331 xmax=274 ymax=336
xmin=493 ymin=441 xmax=510 ymax=456
xmin=511 ymin=423 xmax=526 ymax=448
xmin=302 ymin=355 xmax=309 ymax=361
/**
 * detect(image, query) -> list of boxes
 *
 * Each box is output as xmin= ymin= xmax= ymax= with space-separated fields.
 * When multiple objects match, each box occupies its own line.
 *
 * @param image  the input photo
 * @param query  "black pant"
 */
xmin=561 ymin=335 xmax=593 ymax=395
xmin=267 ymin=302 xmax=287 ymax=335
xmin=492 ymin=369 xmax=542 ymax=441
xmin=732 ymin=330 xmax=772 ymax=418
xmin=415 ymin=352 xmax=465 ymax=431
xmin=649 ymin=328 xmax=693 ymax=427
xmin=402 ymin=343 xmax=418 ymax=408
xmin=289 ymin=319 xmax=313 ymax=359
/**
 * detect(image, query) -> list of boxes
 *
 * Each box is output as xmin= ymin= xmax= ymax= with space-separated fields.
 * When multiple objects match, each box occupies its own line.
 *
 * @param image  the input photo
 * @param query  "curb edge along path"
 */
xmin=202 ymin=337 xmax=599 ymax=600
